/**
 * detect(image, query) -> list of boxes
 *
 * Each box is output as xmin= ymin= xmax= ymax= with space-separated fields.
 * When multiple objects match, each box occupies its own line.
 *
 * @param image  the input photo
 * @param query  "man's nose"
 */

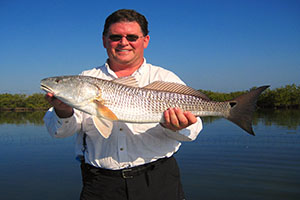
xmin=119 ymin=36 xmax=129 ymax=45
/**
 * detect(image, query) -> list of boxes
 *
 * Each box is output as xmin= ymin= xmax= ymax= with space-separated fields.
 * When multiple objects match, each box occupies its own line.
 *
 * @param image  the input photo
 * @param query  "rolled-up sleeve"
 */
xmin=43 ymin=107 xmax=82 ymax=138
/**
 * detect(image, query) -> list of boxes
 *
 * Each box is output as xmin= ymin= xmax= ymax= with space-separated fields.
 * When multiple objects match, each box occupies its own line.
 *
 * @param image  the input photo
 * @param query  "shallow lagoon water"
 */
xmin=0 ymin=110 xmax=299 ymax=200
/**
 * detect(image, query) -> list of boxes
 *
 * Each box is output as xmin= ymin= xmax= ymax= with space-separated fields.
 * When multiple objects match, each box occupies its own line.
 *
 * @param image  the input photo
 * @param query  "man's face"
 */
xmin=103 ymin=21 xmax=150 ymax=68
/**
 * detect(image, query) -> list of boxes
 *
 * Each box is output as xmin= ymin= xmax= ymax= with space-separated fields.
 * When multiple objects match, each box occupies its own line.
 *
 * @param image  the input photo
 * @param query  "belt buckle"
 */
xmin=122 ymin=168 xmax=133 ymax=179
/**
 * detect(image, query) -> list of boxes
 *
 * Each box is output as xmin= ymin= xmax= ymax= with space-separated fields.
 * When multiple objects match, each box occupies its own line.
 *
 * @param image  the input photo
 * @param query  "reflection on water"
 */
xmin=255 ymin=109 xmax=300 ymax=130
xmin=1 ymin=109 xmax=300 ymax=129
xmin=0 ymin=111 xmax=46 ymax=125
xmin=200 ymin=109 xmax=300 ymax=131
xmin=0 ymin=115 xmax=80 ymax=200
xmin=0 ymin=110 xmax=300 ymax=200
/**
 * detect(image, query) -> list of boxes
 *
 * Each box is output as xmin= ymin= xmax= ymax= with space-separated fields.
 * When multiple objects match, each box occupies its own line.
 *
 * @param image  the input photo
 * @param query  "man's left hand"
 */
xmin=161 ymin=108 xmax=197 ymax=131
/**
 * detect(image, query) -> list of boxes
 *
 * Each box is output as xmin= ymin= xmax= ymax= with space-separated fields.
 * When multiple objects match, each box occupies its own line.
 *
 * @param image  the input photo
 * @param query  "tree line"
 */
xmin=199 ymin=84 xmax=300 ymax=109
xmin=0 ymin=93 xmax=50 ymax=111
xmin=0 ymin=84 xmax=299 ymax=111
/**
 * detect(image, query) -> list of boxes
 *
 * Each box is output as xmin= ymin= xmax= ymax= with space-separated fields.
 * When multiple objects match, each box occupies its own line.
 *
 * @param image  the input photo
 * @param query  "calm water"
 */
xmin=0 ymin=110 xmax=299 ymax=200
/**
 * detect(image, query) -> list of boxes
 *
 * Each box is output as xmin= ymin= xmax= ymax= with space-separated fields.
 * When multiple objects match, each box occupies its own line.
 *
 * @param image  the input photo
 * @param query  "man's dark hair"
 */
xmin=103 ymin=9 xmax=149 ymax=36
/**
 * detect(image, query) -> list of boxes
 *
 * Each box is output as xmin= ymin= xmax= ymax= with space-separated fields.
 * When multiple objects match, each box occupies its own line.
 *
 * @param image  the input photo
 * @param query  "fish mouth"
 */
xmin=40 ymin=84 xmax=53 ymax=94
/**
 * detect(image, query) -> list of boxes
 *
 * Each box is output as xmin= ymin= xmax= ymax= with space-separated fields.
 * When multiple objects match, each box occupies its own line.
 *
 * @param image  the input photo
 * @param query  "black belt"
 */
xmin=82 ymin=156 xmax=171 ymax=179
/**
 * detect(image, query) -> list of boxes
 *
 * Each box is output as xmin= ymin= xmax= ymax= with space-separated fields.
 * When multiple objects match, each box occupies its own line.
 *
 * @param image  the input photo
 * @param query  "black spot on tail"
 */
xmin=227 ymin=85 xmax=269 ymax=135
xmin=229 ymin=102 xmax=237 ymax=107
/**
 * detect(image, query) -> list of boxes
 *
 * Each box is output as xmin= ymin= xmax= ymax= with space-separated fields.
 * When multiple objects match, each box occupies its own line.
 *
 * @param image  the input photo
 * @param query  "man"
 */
xmin=44 ymin=9 xmax=202 ymax=200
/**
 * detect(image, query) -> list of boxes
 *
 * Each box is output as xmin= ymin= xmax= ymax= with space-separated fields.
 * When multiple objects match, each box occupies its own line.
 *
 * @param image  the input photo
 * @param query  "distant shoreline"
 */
xmin=1 ymin=84 xmax=300 ymax=111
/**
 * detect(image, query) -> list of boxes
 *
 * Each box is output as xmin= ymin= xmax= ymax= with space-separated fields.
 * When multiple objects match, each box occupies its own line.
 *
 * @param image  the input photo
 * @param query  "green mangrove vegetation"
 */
xmin=0 ymin=84 xmax=299 ymax=128
xmin=0 ymin=84 xmax=299 ymax=111
xmin=0 ymin=93 xmax=50 ymax=111
xmin=199 ymin=84 xmax=300 ymax=109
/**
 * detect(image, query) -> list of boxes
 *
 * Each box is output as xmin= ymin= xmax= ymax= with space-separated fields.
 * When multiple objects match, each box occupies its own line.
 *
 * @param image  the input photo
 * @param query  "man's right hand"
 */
xmin=45 ymin=93 xmax=74 ymax=118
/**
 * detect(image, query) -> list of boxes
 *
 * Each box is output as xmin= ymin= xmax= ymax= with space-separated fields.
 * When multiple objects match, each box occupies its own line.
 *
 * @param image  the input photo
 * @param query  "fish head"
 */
xmin=40 ymin=75 xmax=101 ymax=107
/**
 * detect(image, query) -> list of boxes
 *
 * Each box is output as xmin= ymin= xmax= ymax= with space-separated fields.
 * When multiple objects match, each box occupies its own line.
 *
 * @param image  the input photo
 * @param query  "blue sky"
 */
xmin=1 ymin=0 xmax=299 ymax=94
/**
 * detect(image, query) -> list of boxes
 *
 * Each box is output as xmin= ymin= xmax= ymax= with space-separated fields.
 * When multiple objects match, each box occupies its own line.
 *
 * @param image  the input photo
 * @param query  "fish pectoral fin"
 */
xmin=93 ymin=100 xmax=118 ymax=121
xmin=92 ymin=116 xmax=113 ymax=139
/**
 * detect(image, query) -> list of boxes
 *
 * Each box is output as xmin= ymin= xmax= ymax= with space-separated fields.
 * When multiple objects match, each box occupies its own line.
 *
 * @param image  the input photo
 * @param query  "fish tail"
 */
xmin=226 ymin=86 xmax=269 ymax=135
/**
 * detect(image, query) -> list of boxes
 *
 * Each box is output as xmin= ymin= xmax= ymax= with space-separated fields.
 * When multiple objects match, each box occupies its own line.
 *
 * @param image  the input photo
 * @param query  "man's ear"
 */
xmin=102 ymin=35 xmax=107 ymax=48
xmin=143 ymin=35 xmax=150 ymax=49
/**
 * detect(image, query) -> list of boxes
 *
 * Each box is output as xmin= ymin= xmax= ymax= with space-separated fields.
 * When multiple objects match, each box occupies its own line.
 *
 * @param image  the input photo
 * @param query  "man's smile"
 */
xmin=116 ymin=49 xmax=131 ymax=52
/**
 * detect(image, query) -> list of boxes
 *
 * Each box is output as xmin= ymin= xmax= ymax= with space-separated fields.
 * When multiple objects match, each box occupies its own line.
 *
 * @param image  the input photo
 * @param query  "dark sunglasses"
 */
xmin=108 ymin=34 xmax=142 ymax=42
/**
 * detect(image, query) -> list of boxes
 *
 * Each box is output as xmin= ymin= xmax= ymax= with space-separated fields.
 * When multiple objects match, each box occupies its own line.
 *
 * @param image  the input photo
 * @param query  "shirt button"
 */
xmin=120 ymin=148 xmax=124 ymax=151
xmin=120 ymin=128 xmax=123 ymax=131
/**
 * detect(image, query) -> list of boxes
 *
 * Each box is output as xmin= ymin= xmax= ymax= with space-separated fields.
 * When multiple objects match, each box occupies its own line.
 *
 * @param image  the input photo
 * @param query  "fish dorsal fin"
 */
xmin=111 ymin=76 xmax=138 ymax=87
xmin=143 ymin=81 xmax=210 ymax=100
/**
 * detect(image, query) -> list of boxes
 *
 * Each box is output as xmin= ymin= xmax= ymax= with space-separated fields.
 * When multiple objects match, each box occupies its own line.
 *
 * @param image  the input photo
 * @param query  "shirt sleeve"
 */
xmin=43 ymin=107 xmax=82 ymax=138
xmin=162 ymin=117 xmax=203 ymax=141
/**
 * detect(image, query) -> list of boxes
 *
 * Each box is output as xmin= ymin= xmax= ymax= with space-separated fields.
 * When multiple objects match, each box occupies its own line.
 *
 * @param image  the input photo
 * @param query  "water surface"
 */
xmin=0 ymin=110 xmax=299 ymax=200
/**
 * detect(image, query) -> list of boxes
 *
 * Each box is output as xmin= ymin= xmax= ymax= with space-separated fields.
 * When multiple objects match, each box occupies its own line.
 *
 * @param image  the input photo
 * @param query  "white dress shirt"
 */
xmin=43 ymin=59 xmax=203 ymax=170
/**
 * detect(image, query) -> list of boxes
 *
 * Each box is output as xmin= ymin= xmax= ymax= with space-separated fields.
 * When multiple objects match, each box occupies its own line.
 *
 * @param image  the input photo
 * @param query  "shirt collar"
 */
xmin=104 ymin=58 xmax=147 ymax=78
xmin=132 ymin=58 xmax=147 ymax=77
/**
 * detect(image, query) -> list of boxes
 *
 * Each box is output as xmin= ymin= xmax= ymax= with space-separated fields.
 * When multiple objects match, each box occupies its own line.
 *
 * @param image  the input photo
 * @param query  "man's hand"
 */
xmin=45 ymin=93 xmax=74 ymax=118
xmin=161 ymin=108 xmax=197 ymax=131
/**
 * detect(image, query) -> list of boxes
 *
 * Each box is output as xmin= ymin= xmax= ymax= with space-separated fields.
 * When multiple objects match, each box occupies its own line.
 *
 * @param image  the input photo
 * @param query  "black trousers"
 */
xmin=80 ymin=156 xmax=185 ymax=200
